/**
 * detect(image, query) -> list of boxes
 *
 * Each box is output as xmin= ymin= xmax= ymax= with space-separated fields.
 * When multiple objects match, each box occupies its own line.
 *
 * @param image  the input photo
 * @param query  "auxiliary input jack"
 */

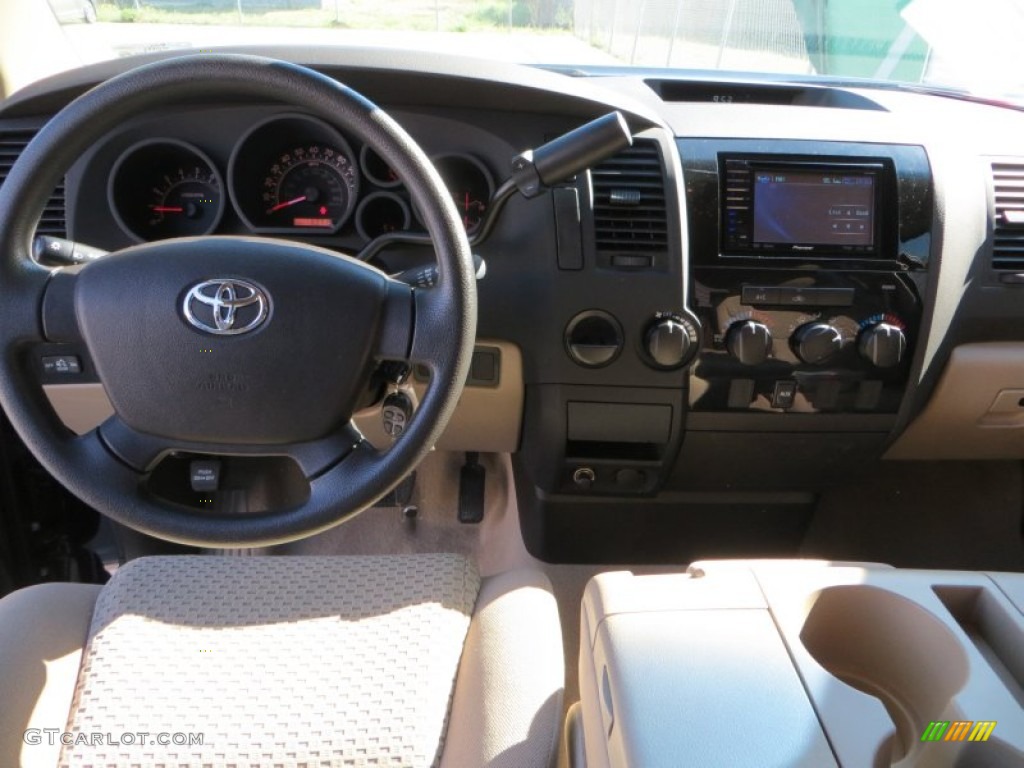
xmin=573 ymin=467 xmax=596 ymax=490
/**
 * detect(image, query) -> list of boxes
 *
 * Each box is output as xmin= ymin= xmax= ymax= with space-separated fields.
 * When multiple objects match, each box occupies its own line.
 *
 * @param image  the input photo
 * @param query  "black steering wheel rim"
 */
xmin=0 ymin=54 xmax=477 ymax=547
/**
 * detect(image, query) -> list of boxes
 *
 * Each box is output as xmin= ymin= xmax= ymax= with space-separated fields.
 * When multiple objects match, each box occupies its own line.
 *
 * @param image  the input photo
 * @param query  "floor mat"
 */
xmin=273 ymin=450 xmax=482 ymax=560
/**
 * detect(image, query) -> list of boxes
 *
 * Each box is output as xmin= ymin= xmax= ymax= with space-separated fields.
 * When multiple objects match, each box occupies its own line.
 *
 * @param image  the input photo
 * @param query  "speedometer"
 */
xmin=228 ymin=114 xmax=359 ymax=234
xmin=261 ymin=145 xmax=357 ymax=230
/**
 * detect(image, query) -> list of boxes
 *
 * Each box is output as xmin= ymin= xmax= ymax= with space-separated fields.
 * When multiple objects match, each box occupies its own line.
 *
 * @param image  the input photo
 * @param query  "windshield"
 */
xmin=4 ymin=0 xmax=1024 ymax=101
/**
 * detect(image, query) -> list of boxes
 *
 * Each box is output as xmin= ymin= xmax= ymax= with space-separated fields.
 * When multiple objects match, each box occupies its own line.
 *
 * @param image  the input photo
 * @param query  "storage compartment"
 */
xmin=571 ymin=562 xmax=1024 ymax=768
xmin=517 ymin=384 xmax=685 ymax=499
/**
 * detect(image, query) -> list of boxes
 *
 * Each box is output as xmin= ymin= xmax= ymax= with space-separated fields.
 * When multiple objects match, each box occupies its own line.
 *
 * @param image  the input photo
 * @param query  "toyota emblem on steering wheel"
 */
xmin=183 ymin=279 xmax=269 ymax=335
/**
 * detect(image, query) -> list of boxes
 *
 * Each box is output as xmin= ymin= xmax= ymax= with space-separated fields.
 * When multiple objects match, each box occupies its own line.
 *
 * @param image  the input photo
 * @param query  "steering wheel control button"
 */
xmin=41 ymin=355 xmax=82 ymax=375
xmin=565 ymin=310 xmax=624 ymax=368
xmin=183 ymin=279 xmax=269 ymax=336
xmin=771 ymin=380 xmax=798 ymax=410
xmin=382 ymin=392 xmax=413 ymax=438
xmin=189 ymin=460 xmax=221 ymax=492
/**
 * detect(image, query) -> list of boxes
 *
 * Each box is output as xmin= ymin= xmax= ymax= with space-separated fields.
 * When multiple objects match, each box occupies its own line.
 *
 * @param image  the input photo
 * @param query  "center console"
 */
xmin=683 ymin=140 xmax=931 ymax=418
xmin=569 ymin=561 xmax=1024 ymax=768
xmin=664 ymin=139 xmax=933 ymax=494
xmin=514 ymin=136 xmax=936 ymax=562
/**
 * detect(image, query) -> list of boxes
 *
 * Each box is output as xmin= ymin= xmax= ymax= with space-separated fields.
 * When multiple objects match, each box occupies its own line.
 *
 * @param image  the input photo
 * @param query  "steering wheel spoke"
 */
xmin=40 ymin=267 xmax=84 ymax=343
xmin=97 ymin=413 xmax=362 ymax=479
xmin=374 ymin=277 xmax=416 ymax=362
xmin=0 ymin=258 xmax=54 ymax=346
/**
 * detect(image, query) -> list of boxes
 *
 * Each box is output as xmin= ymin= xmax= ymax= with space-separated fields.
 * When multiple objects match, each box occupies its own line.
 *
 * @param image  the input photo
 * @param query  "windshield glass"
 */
xmin=5 ymin=0 xmax=1024 ymax=101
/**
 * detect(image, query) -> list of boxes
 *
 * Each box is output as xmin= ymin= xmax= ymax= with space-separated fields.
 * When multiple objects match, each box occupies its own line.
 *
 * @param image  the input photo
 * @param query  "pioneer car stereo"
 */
xmin=720 ymin=156 xmax=888 ymax=257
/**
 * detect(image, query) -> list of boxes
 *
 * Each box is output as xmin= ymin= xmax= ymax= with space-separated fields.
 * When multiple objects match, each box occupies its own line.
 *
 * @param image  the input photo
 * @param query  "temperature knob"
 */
xmin=792 ymin=323 xmax=843 ymax=365
xmin=726 ymin=320 xmax=772 ymax=366
xmin=644 ymin=315 xmax=699 ymax=369
xmin=859 ymin=323 xmax=907 ymax=368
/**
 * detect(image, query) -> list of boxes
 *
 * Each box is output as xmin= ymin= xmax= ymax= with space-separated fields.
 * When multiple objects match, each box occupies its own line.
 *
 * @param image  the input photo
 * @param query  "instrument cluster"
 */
xmin=106 ymin=113 xmax=494 ymax=244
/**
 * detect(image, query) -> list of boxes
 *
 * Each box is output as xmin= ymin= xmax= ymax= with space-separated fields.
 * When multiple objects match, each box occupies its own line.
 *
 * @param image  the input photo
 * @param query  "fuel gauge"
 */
xmin=417 ymin=154 xmax=493 ymax=234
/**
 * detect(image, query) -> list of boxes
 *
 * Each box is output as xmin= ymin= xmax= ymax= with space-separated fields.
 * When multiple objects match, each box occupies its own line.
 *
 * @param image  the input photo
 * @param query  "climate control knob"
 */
xmin=859 ymin=323 xmax=907 ymax=368
xmin=645 ymin=316 xmax=698 ymax=369
xmin=792 ymin=323 xmax=844 ymax=365
xmin=726 ymin=320 xmax=772 ymax=366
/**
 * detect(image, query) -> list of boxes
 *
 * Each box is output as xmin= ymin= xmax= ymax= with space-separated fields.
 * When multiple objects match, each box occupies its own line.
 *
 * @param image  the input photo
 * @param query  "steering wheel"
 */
xmin=0 ymin=55 xmax=477 ymax=547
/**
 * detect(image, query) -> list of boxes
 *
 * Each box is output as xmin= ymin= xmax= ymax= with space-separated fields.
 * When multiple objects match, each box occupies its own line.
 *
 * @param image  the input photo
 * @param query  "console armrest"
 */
xmin=574 ymin=560 xmax=1024 ymax=768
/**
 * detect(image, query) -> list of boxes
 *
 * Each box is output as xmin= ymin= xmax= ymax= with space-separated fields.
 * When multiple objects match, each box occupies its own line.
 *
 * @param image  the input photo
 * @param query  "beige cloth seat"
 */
xmin=0 ymin=554 xmax=564 ymax=768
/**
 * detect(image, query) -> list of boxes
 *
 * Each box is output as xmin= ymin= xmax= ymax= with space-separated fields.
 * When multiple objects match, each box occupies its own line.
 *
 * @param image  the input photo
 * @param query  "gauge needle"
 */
xmin=267 ymin=195 xmax=307 ymax=214
xmin=151 ymin=206 xmax=184 ymax=213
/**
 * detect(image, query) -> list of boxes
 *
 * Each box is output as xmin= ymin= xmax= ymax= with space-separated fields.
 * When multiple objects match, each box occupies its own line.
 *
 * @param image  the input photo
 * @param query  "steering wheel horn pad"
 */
xmin=0 ymin=55 xmax=477 ymax=547
xmin=73 ymin=237 xmax=404 ymax=446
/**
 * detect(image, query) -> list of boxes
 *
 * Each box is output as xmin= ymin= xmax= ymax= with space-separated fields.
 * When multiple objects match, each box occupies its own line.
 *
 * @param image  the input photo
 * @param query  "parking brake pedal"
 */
xmin=458 ymin=452 xmax=486 ymax=524
xmin=372 ymin=471 xmax=416 ymax=510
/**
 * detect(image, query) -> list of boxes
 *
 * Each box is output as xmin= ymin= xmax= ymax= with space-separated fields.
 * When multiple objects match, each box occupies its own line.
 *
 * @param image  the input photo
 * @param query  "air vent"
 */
xmin=991 ymin=161 xmax=1024 ymax=271
xmin=0 ymin=128 xmax=67 ymax=238
xmin=591 ymin=141 xmax=668 ymax=260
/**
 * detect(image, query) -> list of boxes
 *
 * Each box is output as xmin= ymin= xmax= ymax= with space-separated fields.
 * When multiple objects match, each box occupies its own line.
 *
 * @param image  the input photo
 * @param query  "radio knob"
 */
xmin=645 ymin=316 xmax=698 ymax=369
xmin=859 ymin=323 xmax=907 ymax=368
xmin=792 ymin=323 xmax=844 ymax=365
xmin=726 ymin=320 xmax=772 ymax=366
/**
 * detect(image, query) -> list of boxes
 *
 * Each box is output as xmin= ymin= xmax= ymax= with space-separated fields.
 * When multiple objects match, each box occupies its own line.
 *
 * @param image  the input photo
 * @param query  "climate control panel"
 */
xmin=689 ymin=270 xmax=920 ymax=414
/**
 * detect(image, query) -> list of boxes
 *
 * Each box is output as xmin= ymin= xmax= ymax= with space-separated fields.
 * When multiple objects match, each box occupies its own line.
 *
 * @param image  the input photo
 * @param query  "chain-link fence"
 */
xmin=574 ymin=0 xmax=813 ymax=72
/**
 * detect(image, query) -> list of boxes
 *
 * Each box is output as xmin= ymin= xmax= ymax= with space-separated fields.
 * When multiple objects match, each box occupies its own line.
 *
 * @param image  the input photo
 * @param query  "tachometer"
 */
xmin=109 ymin=140 xmax=224 ymax=242
xmin=228 ymin=114 xmax=359 ymax=234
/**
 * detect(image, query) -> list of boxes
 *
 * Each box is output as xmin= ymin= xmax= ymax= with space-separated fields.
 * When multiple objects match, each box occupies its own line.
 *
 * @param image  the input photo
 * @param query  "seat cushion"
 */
xmin=0 ymin=582 xmax=102 ymax=768
xmin=442 ymin=568 xmax=564 ymax=768
xmin=59 ymin=554 xmax=480 ymax=768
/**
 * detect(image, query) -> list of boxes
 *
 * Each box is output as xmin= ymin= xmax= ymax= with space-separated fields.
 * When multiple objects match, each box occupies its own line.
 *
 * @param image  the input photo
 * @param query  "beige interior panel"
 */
xmin=573 ymin=561 xmax=1024 ymax=768
xmin=42 ymin=382 xmax=115 ymax=435
xmin=355 ymin=340 xmax=523 ymax=453
xmin=43 ymin=340 xmax=524 ymax=453
xmin=887 ymin=343 xmax=1024 ymax=459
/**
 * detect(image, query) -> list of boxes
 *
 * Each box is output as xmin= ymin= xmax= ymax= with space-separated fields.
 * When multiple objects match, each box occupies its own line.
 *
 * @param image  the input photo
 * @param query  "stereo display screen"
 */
xmin=752 ymin=169 xmax=875 ymax=249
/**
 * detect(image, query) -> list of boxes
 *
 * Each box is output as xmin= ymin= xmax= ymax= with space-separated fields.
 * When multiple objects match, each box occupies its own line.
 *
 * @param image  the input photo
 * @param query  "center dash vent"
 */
xmin=591 ymin=140 xmax=668 ymax=262
xmin=991 ymin=161 xmax=1024 ymax=271
xmin=0 ymin=128 xmax=67 ymax=238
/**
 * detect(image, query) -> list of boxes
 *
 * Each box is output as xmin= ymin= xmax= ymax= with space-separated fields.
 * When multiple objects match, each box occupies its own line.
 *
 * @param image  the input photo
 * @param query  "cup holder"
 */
xmin=800 ymin=585 xmax=968 ymax=763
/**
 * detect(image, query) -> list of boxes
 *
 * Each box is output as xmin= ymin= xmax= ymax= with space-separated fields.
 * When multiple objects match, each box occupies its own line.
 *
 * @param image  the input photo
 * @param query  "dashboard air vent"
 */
xmin=0 ymin=128 xmax=67 ymax=238
xmin=591 ymin=141 xmax=668 ymax=260
xmin=991 ymin=161 xmax=1024 ymax=271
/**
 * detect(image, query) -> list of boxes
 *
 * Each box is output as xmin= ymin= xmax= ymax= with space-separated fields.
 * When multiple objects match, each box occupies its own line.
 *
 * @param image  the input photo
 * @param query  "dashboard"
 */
xmin=2 ymin=48 xmax=1023 ymax=562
